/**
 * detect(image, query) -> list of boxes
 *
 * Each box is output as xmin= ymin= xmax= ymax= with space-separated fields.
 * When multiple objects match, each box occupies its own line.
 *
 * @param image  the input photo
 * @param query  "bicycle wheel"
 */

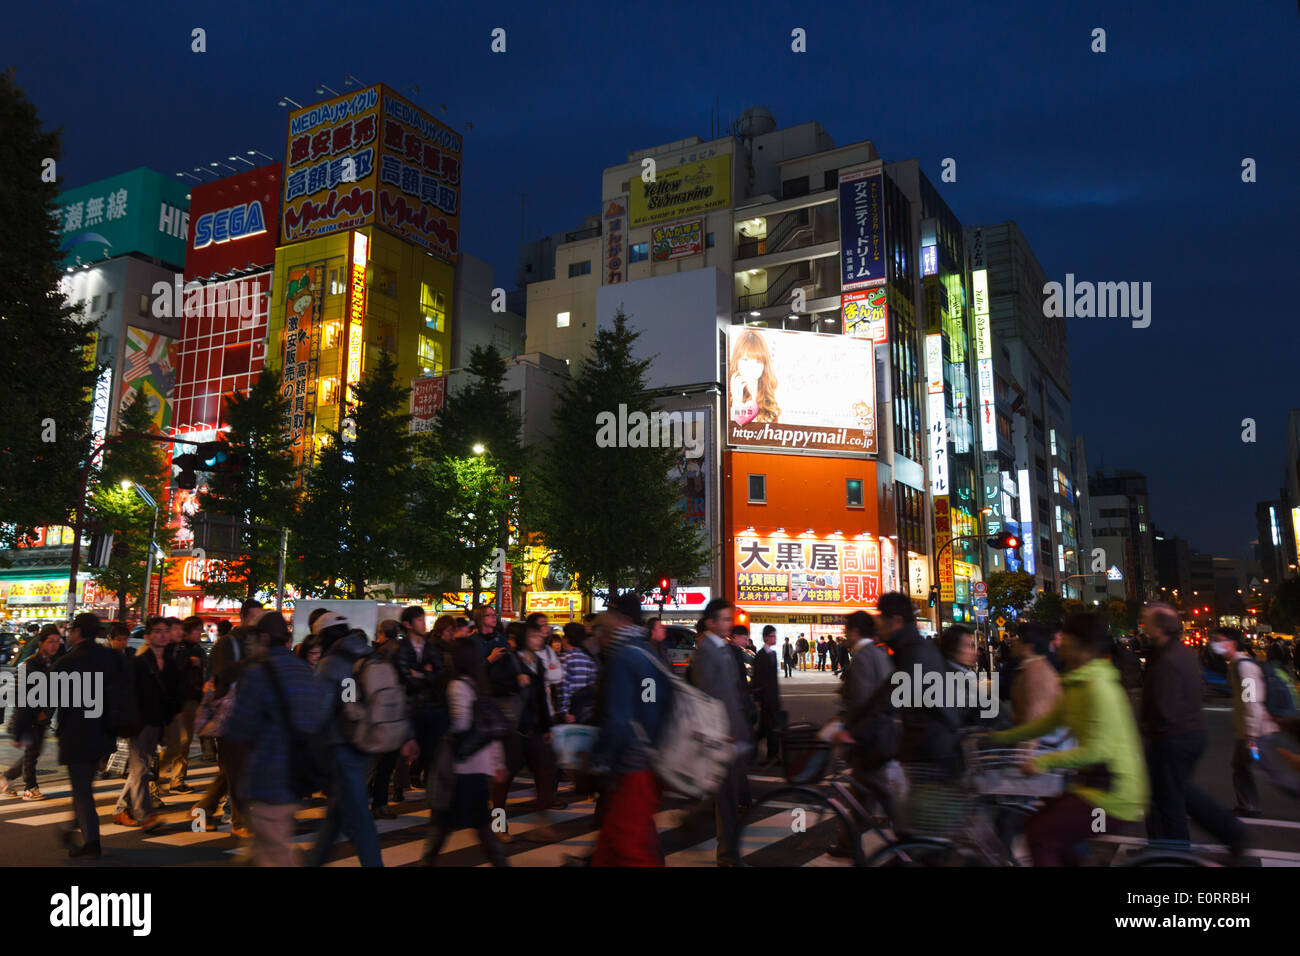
xmin=1123 ymin=847 xmax=1216 ymax=867
xmin=863 ymin=837 xmax=965 ymax=867
xmin=737 ymin=786 xmax=863 ymax=866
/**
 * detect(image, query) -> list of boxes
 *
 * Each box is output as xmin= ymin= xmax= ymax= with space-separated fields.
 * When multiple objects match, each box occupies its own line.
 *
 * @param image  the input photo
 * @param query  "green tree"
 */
xmin=88 ymin=397 xmax=170 ymax=620
xmin=1027 ymin=589 xmax=1066 ymax=625
xmin=528 ymin=310 xmax=705 ymax=600
xmin=0 ymin=70 xmax=98 ymax=552
xmin=292 ymin=352 xmax=416 ymax=598
xmin=436 ymin=345 xmax=524 ymax=472
xmin=1267 ymin=579 xmax=1300 ymax=634
xmin=192 ymin=369 xmax=297 ymax=601
xmin=1106 ymin=599 xmax=1130 ymax=635
xmin=986 ymin=570 xmax=1035 ymax=622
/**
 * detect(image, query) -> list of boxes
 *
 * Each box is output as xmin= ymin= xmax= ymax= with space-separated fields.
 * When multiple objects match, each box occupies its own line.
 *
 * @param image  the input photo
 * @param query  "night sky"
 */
xmin=11 ymin=0 xmax=1297 ymax=561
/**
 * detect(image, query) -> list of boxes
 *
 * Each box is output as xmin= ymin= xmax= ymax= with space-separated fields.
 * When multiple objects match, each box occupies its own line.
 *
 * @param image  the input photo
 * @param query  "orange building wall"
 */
xmin=725 ymin=451 xmax=882 ymax=600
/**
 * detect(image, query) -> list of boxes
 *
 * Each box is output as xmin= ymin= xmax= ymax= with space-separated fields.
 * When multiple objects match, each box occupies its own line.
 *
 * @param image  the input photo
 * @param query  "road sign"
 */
xmin=976 ymin=609 xmax=988 ymax=621
xmin=974 ymin=596 xmax=988 ymax=610
xmin=973 ymin=581 xmax=987 ymax=596
xmin=995 ymin=616 xmax=1006 ymax=628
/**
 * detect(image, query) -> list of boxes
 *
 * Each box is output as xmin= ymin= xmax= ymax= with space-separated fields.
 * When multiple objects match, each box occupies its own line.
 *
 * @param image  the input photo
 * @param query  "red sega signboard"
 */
xmin=184 ymin=163 xmax=282 ymax=281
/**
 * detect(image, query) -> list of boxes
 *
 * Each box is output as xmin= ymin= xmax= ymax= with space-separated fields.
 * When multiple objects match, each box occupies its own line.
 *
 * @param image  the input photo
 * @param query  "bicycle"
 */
xmin=735 ymin=724 xmax=897 ymax=867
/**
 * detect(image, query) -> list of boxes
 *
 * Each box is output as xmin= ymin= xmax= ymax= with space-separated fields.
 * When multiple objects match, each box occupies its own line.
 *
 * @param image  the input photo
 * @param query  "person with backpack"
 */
xmin=50 ymin=614 xmax=124 ymax=859
xmin=371 ymin=619 xmax=404 ymax=817
xmin=590 ymin=595 xmax=675 ymax=865
xmin=305 ymin=612 xmax=416 ymax=867
xmin=1213 ymin=626 xmax=1300 ymax=816
xmin=225 ymin=612 xmax=331 ymax=865
xmin=1139 ymin=604 xmax=1246 ymax=855
xmin=492 ymin=618 xmax=560 ymax=841
xmin=1 ymin=625 xmax=62 ymax=801
xmin=113 ymin=616 xmax=181 ymax=830
xmin=421 ymin=638 xmax=510 ymax=867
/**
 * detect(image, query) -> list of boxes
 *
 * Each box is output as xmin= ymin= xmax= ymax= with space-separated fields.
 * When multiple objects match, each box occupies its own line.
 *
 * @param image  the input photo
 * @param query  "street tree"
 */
xmin=292 ymin=352 xmax=415 ymax=598
xmin=192 ymin=369 xmax=297 ymax=601
xmin=985 ymin=570 xmax=1035 ymax=622
xmin=1028 ymin=589 xmax=1066 ymax=625
xmin=88 ymin=396 xmax=171 ymax=620
xmin=528 ymin=310 xmax=705 ymax=601
xmin=0 ymin=70 xmax=98 ymax=551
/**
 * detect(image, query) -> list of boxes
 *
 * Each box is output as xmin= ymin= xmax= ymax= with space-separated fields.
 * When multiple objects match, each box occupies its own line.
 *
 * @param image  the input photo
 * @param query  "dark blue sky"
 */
xmin=11 ymin=0 xmax=1298 ymax=561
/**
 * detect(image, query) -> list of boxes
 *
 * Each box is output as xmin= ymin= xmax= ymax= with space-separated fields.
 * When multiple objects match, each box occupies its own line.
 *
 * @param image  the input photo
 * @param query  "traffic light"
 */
xmin=735 ymin=608 xmax=748 ymax=627
xmin=87 ymin=532 xmax=114 ymax=568
xmin=928 ymin=585 xmax=938 ymax=608
xmin=659 ymin=577 xmax=670 ymax=595
xmin=986 ymin=532 xmax=1021 ymax=551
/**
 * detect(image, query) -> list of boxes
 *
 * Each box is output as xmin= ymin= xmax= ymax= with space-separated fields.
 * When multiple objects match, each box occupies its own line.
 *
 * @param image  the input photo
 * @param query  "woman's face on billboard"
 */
xmin=736 ymin=355 xmax=763 ymax=385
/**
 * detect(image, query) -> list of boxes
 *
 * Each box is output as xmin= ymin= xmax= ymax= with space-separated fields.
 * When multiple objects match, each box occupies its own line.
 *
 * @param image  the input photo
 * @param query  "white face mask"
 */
xmin=1211 ymin=642 xmax=1230 ymax=657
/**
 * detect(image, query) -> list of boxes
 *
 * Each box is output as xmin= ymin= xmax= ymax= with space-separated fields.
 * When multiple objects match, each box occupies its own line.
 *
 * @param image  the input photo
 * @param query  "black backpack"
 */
xmin=104 ymin=648 xmax=142 ymax=739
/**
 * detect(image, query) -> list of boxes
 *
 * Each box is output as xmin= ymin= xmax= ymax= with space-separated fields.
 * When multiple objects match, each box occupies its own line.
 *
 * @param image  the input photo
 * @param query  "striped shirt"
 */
xmin=558 ymin=647 xmax=600 ymax=716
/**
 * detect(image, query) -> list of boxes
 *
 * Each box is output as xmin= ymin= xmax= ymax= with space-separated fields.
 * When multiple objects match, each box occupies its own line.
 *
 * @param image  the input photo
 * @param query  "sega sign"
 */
xmin=184 ymin=163 xmax=281 ymax=281
xmin=194 ymin=201 xmax=267 ymax=249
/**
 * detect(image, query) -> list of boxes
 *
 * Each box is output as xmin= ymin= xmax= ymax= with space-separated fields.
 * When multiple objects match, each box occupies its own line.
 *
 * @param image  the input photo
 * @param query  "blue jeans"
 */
xmin=309 ymin=744 xmax=381 ymax=867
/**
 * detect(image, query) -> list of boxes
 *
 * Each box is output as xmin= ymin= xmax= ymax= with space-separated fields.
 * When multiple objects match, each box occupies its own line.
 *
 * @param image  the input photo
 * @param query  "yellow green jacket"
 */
xmin=991 ymin=657 xmax=1148 ymax=822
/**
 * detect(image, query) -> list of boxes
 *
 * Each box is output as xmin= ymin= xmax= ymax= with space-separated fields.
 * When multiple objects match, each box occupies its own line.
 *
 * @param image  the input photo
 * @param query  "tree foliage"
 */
xmin=0 ymin=70 xmax=98 ymax=552
xmin=985 ymin=570 xmax=1036 ymax=622
xmin=527 ymin=310 xmax=705 ymax=599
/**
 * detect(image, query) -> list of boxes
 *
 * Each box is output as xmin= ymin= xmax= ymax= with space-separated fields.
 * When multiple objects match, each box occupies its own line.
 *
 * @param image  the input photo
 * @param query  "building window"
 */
xmin=846 ymin=478 xmax=864 ymax=508
xmin=421 ymin=283 xmax=446 ymax=333
xmin=321 ymin=321 xmax=342 ymax=350
xmin=781 ymin=176 xmax=809 ymax=199
xmin=748 ymin=474 xmax=766 ymax=504
xmin=319 ymin=377 xmax=339 ymax=406
xmin=630 ymin=242 xmax=649 ymax=264
xmin=417 ymin=336 xmax=442 ymax=372
xmin=568 ymin=260 xmax=592 ymax=278
xmin=376 ymin=268 xmax=397 ymax=298
xmin=823 ymin=169 xmax=839 ymax=192
xmin=556 ymin=311 xmax=570 ymax=329
xmin=138 ymin=293 xmax=149 ymax=316
xmin=706 ymin=232 xmax=715 ymax=248
xmin=329 ymin=269 xmax=344 ymax=296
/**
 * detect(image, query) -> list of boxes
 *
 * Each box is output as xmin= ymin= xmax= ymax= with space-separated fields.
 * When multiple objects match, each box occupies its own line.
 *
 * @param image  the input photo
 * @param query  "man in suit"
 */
xmin=752 ymin=625 xmax=783 ymax=767
xmin=690 ymin=599 xmax=752 ymax=866
xmin=781 ymin=638 xmax=795 ymax=678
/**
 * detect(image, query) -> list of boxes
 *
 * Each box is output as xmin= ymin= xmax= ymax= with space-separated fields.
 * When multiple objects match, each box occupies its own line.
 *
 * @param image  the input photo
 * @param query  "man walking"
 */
xmin=396 ymin=605 xmax=439 ymax=790
xmin=159 ymin=615 xmax=206 ymax=795
xmin=690 ymin=598 xmax=752 ymax=866
xmin=50 ymin=614 xmax=123 ymax=859
xmin=113 ymin=616 xmax=180 ymax=830
xmin=876 ymin=592 xmax=960 ymax=777
xmin=781 ymin=637 xmax=795 ymax=678
xmin=1139 ymin=604 xmax=1245 ymax=854
xmin=752 ymin=625 xmax=783 ymax=766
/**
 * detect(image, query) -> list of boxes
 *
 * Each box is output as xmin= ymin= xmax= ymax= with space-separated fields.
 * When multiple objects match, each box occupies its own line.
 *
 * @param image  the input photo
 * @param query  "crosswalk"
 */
xmin=2 ymin=756 xmax=1295 ymax=866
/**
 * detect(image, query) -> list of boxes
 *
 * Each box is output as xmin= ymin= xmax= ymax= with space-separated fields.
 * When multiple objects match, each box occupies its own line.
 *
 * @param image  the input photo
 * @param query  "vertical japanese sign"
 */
xmin=376 ymin=87 xmax=461 ymax=263
xmin=282 ymin=87 xmax=380 ymax=243
xmin=935 ymin=497 xmax=955 ymax=603
xmin=926 ymin=333 xmax=948 ymax=497
xmin=838 ymin=163 xmax=886 ymax=292
xmin=346 ymin=232 xmax=369 ymax=388
xmin=409 ymin=375 xmax=447 ymax=434
xmin=603 ymin=197 xmax=627 ymax=284
xmin=282 ymin=266 xmax=322 ymax=466
xmin=973 ymin=268 xmax=997 ymax=453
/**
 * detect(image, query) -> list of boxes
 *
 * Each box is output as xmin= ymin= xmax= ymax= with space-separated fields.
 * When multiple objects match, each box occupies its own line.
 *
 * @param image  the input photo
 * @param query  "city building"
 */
xmin=0 ymin=168 xmax=190 ymax=623
xmin=1087 ymin=469 xmax=1158 ymax=604
xmin=965 ymin=222 xmax=1083 ymax=599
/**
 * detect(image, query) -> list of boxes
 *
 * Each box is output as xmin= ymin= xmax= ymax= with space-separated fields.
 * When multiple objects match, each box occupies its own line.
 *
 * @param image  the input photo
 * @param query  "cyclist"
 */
xmin=988 ymin=612 xmax=1148 ymax=866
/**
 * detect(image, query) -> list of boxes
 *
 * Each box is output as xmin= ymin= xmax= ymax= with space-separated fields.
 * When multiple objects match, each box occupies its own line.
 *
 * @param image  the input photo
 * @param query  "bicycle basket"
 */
xmin=968 ymin=749 xmax=1067 ymax=799
xmin=781 ymin=723 xmax=832 ymax=784
xmin=899 ymin=762 xmax=977 ymax=837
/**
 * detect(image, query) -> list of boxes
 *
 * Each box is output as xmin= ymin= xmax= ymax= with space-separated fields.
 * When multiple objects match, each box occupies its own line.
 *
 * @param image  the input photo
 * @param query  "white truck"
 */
xmin=291 ymin=599 xmax=407 ymax=646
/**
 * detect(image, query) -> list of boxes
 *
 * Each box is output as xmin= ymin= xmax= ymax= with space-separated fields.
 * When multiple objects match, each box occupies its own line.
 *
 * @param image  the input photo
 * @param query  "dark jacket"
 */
xmin=514 ymin=650 xmax=552 ymax=736
xmin=132 ymin=646 xmax=181 ymax=728
xmin=7 ymin=653 xmax=55 ymax=741
xmin=51 ymin=640 xmax=121 ymax=765
xmin=209 ymin=627 xmax=254 ymax=698
xmin=751 ymin=644 xmax=781 ymax=713
xmin=691 ymin=633 xmax=752 ymax=746
xmin=226 ymin=646 xmax=332 ymax=804
xmin=593 ymin=626 xmax=673 ymax=773
xmin=173 ymin=640 xmax=208 ymax=702
xmin=782 ymin=642 xmax=796 ymax=665
xmin=730 ymin=643 xmax=757 ymax=727
xmin=315 ymin=631 xmax=374 ymax=748
xmin=395 ymin=634 xmax=442 ymax=706
xmin=1139 ymin=638 xmax=1204 ymax=740
xmin=887 ymin=623 xmax=960 ymax=770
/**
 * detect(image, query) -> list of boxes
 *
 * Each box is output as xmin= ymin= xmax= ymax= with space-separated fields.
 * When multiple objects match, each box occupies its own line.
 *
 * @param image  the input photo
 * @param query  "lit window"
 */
xmin=846 ymin=478 xmax=864 ymax=508
xmin=417 ymin=336 xmax=442 ymax=370
xmin=1049 ymin=428 xmax=1057 ymax=456
xmin=630 ymin=242 xmax=649 ymax=264
xmin=321 ymin=321 xmax=343 ymax=350
xmin=556 ymin=311 xmax=570 ymax=328
xmin=318 ymin=378 xmax=338 ymax=406
xmin=421 ymin=283 xmax=446 ymax=332
xmin=748 ymin=474 xmax=766 ymax=504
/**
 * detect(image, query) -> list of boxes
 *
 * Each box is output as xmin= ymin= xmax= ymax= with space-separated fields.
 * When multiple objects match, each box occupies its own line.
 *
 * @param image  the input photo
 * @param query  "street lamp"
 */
xmin=472 ymin=443 xmax=486 ymax=455
xmin=122 ymin=481 xmax=159 ymax=619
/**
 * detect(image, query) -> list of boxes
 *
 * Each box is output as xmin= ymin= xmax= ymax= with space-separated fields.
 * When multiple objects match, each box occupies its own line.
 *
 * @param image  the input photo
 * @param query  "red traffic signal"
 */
xmin=986 ymin=533 xmax=1020 ymax=550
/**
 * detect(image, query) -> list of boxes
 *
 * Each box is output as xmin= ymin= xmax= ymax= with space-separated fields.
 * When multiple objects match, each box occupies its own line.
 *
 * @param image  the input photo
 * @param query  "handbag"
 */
xmin=195 ymin=687 xmax=236 ymax=739
xmin=452 ymin=682 xmax=519 ymax=760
